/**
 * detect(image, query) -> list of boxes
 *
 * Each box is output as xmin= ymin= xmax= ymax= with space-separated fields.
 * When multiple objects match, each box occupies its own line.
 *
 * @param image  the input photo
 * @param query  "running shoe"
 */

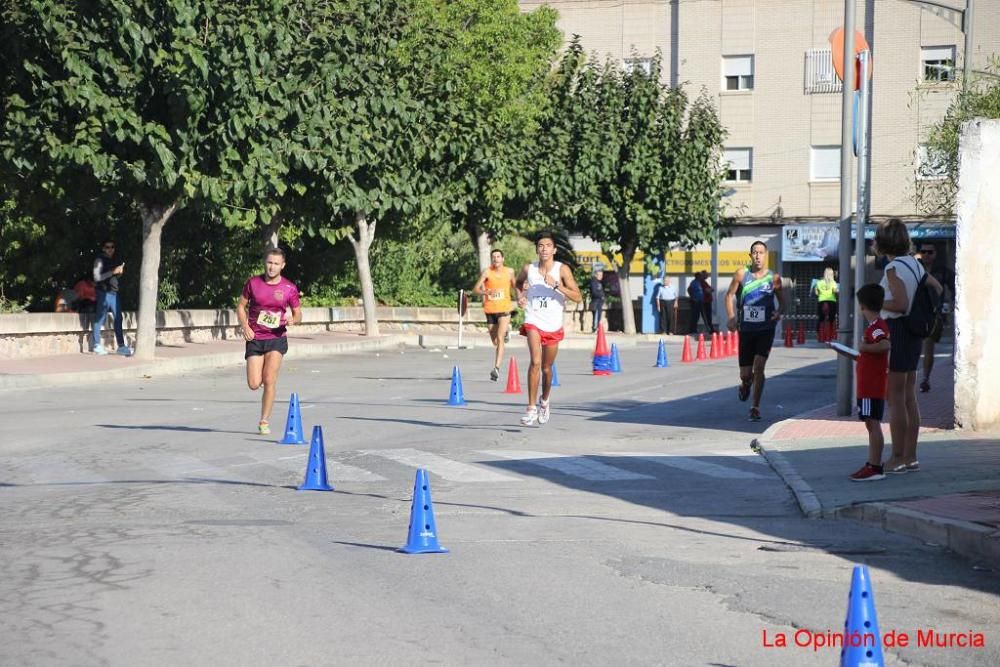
xmin=919 ymin=379 xmax=930 ymax=393
xmin=906 ymin=460 xmax=921 ymax=471
xmin=116 ymin=345 xmax=133 ymax=356
xmin=748 ymin=407 xmax=761 ymax=422
xmin=258 ymin=420 xmax=271 ymax=435
xmin=519 ymin=407 xmax=538 ymax=426
xmin=93 ymin=344 xmax=108 ymax=355
xmin=537 ymin=399 xmax=551 ymax=425
xmin=886 ymin=462 xmax=909 ymax=475
xmin=849 ymin=462 xmax=886 ymax=482
xmin=738 ymin=381 xmax=751 ymax=402
xmin=490 ymin=366 xmax=500 ymax=382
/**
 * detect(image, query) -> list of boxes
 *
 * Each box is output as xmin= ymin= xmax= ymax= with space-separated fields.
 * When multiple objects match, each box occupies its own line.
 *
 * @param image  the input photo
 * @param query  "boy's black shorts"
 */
xmin=857 ymin=398 xmax=885 ymax=421
xmin=245 ymin=336 xmax=289 ymax=359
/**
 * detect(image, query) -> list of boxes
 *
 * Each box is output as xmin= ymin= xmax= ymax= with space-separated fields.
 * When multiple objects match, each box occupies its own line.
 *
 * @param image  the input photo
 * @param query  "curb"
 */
xmin=755 ymin=444 xmax=823 ymax=518
xmin=0 ymin=335 xmax=412 ymax=392
xmin=834 ymin=502 xmax=1000 ymax=566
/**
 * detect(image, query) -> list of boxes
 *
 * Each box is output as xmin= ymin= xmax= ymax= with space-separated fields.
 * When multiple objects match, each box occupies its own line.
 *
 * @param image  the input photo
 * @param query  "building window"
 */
xmin=724 ymin=148 xmax=752 ymax=182
xmin=922 ymin=46 xmax=956 ymax=82
xmin=804 ymin=48 xmax=842 ymax=94
xmin=623 ymin=58 xmax=653 ymax=76
xmin=722 ymin=55 xmax=754 ymax=91
xmin=810 ymin=146 xmax=841 ymax=181
xmin=917 ymin=144 xmax=948 ymax=180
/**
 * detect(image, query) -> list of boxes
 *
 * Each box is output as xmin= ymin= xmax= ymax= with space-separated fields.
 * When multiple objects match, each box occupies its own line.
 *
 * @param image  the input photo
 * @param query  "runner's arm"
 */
xmin=515 ymin=265 xmax=530 ymax=307
xmin=772 ymin=274 xmax=786 ymax=320
xmin=236 ymin=295 xmax=254 ymax=341
xmin=509 ymin=268 xmax=520 ymax=302
xmin=724 ymin=268 xmax=744 ymax=323
xmin=555 ymin=264 xmax=582 ymax=303
xmin=288 ymin=305 xmax=302 ymax=326
xmin=472 ymin=269 xmax=488 ymax=297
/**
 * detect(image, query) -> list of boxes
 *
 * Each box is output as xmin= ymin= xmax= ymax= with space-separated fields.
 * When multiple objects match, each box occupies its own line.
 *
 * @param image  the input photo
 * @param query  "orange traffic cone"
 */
xmin=728 ymin=330 xmax=736 ymax=357
xmin=681 ymin=335 xmax=693 ymax=363
xmin=709 ymin=332 xmax=719 ymax=359
xmin=784 ymin=325 xmax=794 ymax=347
xmin=695 ymin=333 xmax=707 ymax=361
xmin=734 ymin=330 xmax=740 ymax=355
xmin=797 ymin=321 xmax=806 ymax=345
xmin=593 ymin=322 xmax=613 ymax=375
xmin=504 ymin=357 xmax=522 ymax=393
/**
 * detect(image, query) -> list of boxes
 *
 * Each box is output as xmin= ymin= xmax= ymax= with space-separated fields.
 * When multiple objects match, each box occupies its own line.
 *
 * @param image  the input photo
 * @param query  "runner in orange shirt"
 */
xmin=473 ymin=249 xmax=518 ymax=381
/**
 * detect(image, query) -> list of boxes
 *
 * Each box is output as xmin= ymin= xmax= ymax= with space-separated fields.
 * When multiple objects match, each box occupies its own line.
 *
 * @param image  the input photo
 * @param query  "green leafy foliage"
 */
xmin=920 ymin=58 xmax=1000 ymax=214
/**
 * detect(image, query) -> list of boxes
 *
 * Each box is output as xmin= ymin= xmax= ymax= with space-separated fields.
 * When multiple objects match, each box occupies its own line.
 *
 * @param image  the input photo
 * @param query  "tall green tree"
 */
xmin=531 ymin=45 xmax=726 ymax=334
xmin=420 ymin=0 xmax=561 ymax=269
xmin=0 ymin=0 xmax=305 ymax=358
xmin=919 ymin=59 xmax=1000 ymax=215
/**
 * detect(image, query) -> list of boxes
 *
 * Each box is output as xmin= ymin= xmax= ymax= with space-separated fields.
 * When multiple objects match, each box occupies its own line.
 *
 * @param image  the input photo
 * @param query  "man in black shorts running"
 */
xmin=725 ymin=241 xmax=786 ymax=422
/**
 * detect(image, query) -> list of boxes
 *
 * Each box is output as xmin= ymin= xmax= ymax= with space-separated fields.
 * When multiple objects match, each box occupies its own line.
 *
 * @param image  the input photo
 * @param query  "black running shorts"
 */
xmin=738 ymin=328 xmax=776 ymax=367
xmin=245 ymin=336 xmax=289 ymax=359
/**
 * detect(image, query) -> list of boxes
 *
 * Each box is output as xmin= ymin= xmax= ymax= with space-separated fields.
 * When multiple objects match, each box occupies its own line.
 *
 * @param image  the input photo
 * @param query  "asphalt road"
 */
xmin=1 ymin=343 xmax=997 ymax=666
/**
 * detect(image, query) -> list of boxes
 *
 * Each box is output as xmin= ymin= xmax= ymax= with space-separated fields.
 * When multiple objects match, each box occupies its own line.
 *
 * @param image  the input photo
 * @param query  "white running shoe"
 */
xmin=520 ymin=407 xmax=538 ymax=426
xmin=93 ymin=345 xmax=108 ymax=355
xmin=537 ymin=399 xmax=551 ymax=425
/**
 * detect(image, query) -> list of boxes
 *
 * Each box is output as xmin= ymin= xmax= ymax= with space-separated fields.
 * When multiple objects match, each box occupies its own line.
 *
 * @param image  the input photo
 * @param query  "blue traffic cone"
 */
xmin=610 ymin=343 xmax=622 ymax=373
xmin=298 ymin=425 xmax=333 ymax=491
xmin=841 ymin=565 xmax=884 ymax=667
xmin=398 ymin=469 xmax=448 ymax=554
xmin=279 ymin=392 xmax=307 ymax=444
xmin=551 ymin=363 xmax=560 ymax=387
xmin=447 ymin=366 xmax=466 ymax=406
xmin=655 ymin=339 xmax=669 ymax=368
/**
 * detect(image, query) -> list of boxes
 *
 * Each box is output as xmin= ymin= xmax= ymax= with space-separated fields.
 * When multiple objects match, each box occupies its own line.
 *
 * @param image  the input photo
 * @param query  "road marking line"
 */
xmin=606 ymin=452 xmax=768 ymax=479
xmin=481 ymin=450 xmax=655 ymax=481
xmin=362 ymin=448 xmax=519 ymax=482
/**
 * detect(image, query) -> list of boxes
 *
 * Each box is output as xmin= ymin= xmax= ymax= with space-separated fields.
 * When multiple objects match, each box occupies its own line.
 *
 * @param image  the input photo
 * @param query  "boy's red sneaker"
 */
xmin=849 ymin=462 xmax=885 ymax=482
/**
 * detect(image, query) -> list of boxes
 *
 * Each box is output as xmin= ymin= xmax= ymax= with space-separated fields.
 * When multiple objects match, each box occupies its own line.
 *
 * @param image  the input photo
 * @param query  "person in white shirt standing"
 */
xmin=655 ymin=276 xmax=678 ymax=335
xmin=515 ymin=231 xmax=582 ymax=426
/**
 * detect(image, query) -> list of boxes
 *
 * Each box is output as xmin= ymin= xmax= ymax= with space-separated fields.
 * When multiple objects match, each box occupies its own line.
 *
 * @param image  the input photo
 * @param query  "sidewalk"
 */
xmin=757 ymin=343 xmax=1000 ymax=566
xmin=0 ymin=327 xmax=621 ymax=391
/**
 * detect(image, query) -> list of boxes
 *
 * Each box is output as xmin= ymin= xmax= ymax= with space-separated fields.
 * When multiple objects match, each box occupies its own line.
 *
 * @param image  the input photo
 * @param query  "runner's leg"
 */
xmin=494 ymin=316 xmax=509 ymax=371
xmin=260 ymin=349 xmax=284 ymax=423
xmin=751 ymin=355 xmax=767 ymax=409
xmin=246 ymin=354 xmax=264 ymax=391
xmin=540 ymin=343 xmax=559 ymax=402
xmin=525 ymin=328 xmax=543 ymax=408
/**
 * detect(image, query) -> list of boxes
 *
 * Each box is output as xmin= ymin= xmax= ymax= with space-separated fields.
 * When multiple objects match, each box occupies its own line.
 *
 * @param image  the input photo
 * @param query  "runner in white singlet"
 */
xmin=515 ymin=232 xmax=582 ymax=426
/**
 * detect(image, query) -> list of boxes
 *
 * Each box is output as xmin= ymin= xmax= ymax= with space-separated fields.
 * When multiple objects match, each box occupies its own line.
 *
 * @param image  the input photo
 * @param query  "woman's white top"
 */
xmin=880 ymin=255 xmax=924 ymax=320
xmin=523 ymin=261 xmax=566 ymax=332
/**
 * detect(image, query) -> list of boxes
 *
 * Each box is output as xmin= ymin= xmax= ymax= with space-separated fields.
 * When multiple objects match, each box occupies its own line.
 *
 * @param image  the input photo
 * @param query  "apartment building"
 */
xmin=521 ymin=0 xmax=998 ymax=329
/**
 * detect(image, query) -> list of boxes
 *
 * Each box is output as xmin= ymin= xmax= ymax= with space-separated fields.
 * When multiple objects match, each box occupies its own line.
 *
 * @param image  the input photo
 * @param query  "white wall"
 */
xmin=954 ymin=119 xmax=1000 ymax=431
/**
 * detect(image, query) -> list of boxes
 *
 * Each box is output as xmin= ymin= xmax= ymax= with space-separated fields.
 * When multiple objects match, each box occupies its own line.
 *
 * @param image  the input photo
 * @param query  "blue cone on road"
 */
xmin=655 ymin=339 xmax=669 ymax=368
xmin=551 ymin=363 xmax=560 ymax=387
xmin=840 ymin=565 xmax=884 ymax=667
xmin=279 ymin=392 xmax=307 ymax=444
xmin=610 ymin=344 xmax=622 ymax=373
xmin=298 ymin=425 xmax=333 ymax=492
xmin=447 ymin=366 xmax=466 ymax=406
xmin=398 ymin=469 xmax=449 ymax=554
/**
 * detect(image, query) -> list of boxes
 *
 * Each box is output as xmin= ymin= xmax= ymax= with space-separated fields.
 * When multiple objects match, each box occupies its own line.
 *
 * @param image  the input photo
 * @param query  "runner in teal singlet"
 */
xmin=725 ymin=240 xmax=786 ymax=422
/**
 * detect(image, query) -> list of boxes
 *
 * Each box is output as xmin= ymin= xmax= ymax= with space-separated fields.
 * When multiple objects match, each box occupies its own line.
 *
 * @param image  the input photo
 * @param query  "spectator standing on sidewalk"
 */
xmin=876 ymin=220 xmax=942 ymax=474
xmin=91 ymin=239 xmax=131 ymax=356
xmin=813 ymin=267 xmax=838 ymax=336
xmin=699 ymin=270 xmax=716 ymax=333
xmin=687 ymin=272 xmax=705 ymax=334
xmin=915 ymin=243 xmax=955 ymax=393
xmin=831 ymin=284 xmax=890 ymax=482
xmin=589 ymin=266 xmax=605 ymax=333
xmin=655 ymin=276 xmax=677 ymax=334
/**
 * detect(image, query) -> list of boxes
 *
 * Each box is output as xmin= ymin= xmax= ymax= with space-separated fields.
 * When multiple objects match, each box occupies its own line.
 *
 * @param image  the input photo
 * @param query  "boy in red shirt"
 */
xmin=831 ymin=284 xmax=891 ymax=481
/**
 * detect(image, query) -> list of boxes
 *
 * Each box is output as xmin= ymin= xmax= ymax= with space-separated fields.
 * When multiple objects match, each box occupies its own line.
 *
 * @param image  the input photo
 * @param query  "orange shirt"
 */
xmin=482 ymin=267 xmax=514 ymax=314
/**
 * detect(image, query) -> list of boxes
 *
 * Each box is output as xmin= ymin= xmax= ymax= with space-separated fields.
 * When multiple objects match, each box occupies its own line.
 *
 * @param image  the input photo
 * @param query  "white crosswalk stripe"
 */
xmin=481 ymin=450 xmax=655 ymax=481
xmin=361 ymin=448 xmax=519 ymax=482
xmin=606 ymin=452 xmax=769 ymax=479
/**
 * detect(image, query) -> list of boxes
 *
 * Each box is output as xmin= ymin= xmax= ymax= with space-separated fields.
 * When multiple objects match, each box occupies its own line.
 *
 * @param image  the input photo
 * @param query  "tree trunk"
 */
xmin=618 ymin=245 xmax=637 ymax=335
xmin=348 ymin=211 xmax=380 ymax=336
xmin=135 ymin=201 xmax=177 ymax=360
xmin=465 ymin=220 xmax=492 ymax=271
xmin=263 ymin=214 xmax=282 ymax=251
